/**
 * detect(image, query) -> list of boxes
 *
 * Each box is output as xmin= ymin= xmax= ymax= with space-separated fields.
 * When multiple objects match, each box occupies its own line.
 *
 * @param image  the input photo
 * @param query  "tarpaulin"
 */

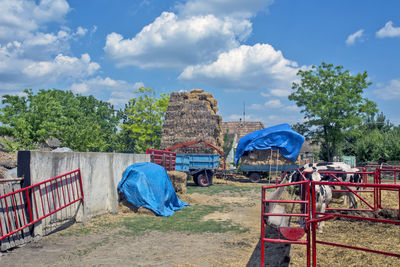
xmin=234 ymin=123 xmax=305 ymax=165
xmin=117 ymin=162 xmax=189 ymax=217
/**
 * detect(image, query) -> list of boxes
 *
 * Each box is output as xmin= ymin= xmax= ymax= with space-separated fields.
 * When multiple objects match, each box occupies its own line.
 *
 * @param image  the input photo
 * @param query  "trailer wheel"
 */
xmin=197 ymin=171 xmax=213 ymax=187
xmin=249 ymin=172 xmax=261 ymax=183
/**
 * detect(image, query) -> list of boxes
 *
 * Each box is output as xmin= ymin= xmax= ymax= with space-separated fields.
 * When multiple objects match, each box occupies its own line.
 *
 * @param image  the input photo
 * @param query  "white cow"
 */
xmin=288 ymin=162 xmax=361 ymax=209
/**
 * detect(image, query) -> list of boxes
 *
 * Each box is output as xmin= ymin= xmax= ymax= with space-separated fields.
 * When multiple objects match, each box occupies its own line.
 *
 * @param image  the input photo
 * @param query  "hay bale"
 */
xmin=240 ymin=149 xmax=296 ymax=166
xmin=160 ymin=90 xmax=224 ymax=154
xmin=167 ymin=171 xmax=187 ymax=194
xmin=190 ymin=89 xmax=204 ymax=94
xmin=119 ymin=199 xmax=156 ymax=216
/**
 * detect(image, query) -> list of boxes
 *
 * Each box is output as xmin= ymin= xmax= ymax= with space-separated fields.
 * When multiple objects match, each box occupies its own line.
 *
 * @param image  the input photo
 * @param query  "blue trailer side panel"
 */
xmin=175 ymin=154 xmax=219 ymax=171
xmin=175 ymin=154 xmax=190 ymax=171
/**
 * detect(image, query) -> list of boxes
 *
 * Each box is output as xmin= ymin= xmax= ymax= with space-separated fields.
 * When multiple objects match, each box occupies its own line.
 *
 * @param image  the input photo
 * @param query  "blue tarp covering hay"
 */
xmin=235 ymin=123 xmax=305 ymax=165
xmin=117 ymin=162 xmax=189 ymax=217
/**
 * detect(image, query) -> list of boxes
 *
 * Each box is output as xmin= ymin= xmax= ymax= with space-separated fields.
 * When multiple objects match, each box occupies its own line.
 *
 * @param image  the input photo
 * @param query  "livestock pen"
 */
xmin=261 ymin=167 xmax=400 ymax=266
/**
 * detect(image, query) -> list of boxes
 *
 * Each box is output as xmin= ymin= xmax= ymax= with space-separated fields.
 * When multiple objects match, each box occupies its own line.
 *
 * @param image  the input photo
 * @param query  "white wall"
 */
xmin=18 ymin=151 xmax=150 ymax=236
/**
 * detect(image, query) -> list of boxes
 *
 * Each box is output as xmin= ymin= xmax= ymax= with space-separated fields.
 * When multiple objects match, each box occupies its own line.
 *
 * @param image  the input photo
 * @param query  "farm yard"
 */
xmin=1 ymin=177 xmax=399 ymax=266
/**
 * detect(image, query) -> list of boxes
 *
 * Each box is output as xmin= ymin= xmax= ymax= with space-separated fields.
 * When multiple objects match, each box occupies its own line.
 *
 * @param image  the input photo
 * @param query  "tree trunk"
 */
xmin=323 ymin=125 xmax=331 ymax=161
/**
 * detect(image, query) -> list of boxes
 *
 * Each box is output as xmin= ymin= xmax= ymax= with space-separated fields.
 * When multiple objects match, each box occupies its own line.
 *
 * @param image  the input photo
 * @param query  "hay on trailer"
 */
xmin=160 ymin=89 xmax=223 ymax=154
xmin=240 ymin=149 xmax=296 ymax=166
xmin=167 ymin=171 xmax=187 ymax=194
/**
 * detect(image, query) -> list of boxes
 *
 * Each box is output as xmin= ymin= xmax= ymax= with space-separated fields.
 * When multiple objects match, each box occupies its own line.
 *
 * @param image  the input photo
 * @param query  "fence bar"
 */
xmin=317 ymin=240 xmax=400 ymax=258
xmin=0 ymin=169 xmax=84 ymax=242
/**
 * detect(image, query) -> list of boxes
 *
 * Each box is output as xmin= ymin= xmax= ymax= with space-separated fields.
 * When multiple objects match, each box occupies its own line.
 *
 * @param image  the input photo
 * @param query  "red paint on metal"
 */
xmin=260 ymin=169 xmax=400 ymax=266
xmin=279 ymin=227 xmax=305 ymax=241
xmin=0 ymin=169 xmax=84 ymax=242
xmin=146 ymin=148 xmax=176 ymax=171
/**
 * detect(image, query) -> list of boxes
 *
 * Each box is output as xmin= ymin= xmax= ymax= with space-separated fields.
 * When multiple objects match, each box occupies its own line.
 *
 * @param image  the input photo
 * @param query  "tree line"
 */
xmin=1 ymin=62 xmax=398 ymax=163
xmin=0 ymin=87 xmax=169 ymax=153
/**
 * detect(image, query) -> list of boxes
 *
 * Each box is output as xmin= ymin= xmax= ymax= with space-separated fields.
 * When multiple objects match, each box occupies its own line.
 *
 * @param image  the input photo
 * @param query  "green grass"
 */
xmin=113 ymin=205 xmax=248 ymax=236
xmin=187 ymin=183 xmax=259 ymax=196
xmin=59 ymin=203 xmax=248 ymax=237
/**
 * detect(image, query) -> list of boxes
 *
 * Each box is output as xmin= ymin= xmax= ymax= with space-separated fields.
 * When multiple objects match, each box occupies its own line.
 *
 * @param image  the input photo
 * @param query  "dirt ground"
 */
xmin=0 ymin=178 xmax=399 ymax=266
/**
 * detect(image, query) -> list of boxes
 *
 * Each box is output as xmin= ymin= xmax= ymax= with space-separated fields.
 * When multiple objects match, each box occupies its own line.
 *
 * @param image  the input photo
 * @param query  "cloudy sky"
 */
xmin=1 ymin=0 xmax=400 ymax=126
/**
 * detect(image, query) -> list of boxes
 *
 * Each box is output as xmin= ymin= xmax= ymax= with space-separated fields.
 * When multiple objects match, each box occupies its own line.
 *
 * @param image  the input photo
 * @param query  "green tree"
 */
xmin=119 ymin=87 xmax=169 ymax=153
xmin=0 ymin=89 xmax=120 ymax=152
xmin=341 ymin=112 xmax=393 ymax=159
xmin=289 ymin=62 xmax=377 ymax=161
xmin=355 ymin=129 xmax=387 ymax=163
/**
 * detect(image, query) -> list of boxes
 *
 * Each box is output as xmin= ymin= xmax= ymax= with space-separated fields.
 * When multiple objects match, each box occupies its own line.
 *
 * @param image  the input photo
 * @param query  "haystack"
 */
xmin=240 ymin=149 xmax=297 ymax=166
xmin=160 ymin=89 xmax=223 ymax=154
xmin=167 ymin=171 xmax=187 ymax=194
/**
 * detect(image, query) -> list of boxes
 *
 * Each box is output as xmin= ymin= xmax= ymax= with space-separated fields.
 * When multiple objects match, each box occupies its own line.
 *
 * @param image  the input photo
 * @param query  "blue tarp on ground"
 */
xmin=117 ymin=162 xmax=189 ymax=217
xmin=234 ymin=123 xmax=305 ymax=165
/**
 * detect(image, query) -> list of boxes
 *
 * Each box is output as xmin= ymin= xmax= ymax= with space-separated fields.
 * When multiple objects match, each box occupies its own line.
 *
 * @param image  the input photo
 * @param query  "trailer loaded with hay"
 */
xmin=159 ymin=89 xmax=225 ymax=186
xmin=235 ymin=124 xmax=305 ymax=183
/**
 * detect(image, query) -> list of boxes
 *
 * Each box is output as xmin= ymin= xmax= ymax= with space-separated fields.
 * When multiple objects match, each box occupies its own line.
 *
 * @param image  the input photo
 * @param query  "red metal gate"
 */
xmin=146 ymin=148 xmax=176 ymax=171
xmin=0 ymin=169 xmax=83 ymax=243
xmin=261 ymin=178 xmax=400 ymax=266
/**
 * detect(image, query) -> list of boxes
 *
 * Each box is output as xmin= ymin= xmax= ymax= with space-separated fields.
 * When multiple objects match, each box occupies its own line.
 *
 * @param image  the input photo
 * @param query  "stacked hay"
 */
xmin=160 ymin=89 xmax=223 ymax=154
xmin=167 ymin=171 xmax=187 ymax=194
xmin=0 ymin=152 xmax=17 ymax=179
xmin=241 ymin=149 xmax=297 ymax=165
xmin=118 ymin=200 xmax=156 ymax=216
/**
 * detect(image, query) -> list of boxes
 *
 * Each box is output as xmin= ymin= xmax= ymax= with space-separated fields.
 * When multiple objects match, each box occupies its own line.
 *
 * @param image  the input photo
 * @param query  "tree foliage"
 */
xmin=289 ymin=62 xmax=377 ymax=161
xmin=0 ymin=89 xmax=120 ymax=152
xmin=119 ymin=87 xmax=169 ymax=153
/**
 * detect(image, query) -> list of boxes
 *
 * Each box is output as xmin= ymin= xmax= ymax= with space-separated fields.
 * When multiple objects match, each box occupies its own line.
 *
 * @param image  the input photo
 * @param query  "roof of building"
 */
xmin=222 ymin=121 xmax=265 ymax=141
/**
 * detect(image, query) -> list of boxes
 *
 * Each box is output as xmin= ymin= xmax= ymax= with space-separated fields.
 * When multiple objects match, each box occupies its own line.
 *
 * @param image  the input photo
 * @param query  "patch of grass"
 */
xmin=59 ymin=204 xmax=248 ymax=237
xmin=113 ymin=205 xmax=248 ymax=236
xmin=187 ymin=183 xmax=259 ymax=196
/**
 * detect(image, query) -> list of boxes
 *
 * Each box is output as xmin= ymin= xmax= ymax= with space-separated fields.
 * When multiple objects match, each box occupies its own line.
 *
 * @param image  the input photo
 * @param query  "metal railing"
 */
xmin=0 ymin=169 xmax=83 ymax=241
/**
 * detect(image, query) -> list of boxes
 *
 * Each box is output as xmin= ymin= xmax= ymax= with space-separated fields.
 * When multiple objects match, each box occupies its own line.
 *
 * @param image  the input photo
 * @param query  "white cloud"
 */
xmin=104 ymin=12 xmax=251 ymax=68
xmin=248 ymin=103 xmax=264 ymax=110
xmin=179 ymin=44 xmax=301 ymax=91
xmin=264 ymin=99 xmax=283 ymax=108
xmin=0 ymin=44 xmax=100 ymax=91
xmin=176 ymin=0 xmax=274 ymax=19
xmin=261 ymin=88 xmax=292 ymax=98
xmin=346 ymin=29 xmax=364 ymax=46
xmin=374 ymin=79 xmax=400 ymax=99
xmin=23 ymin=53 xmax=99 ymax=79
xmin=0 ymin=0 xmax=70 ymax=43
xmin=0 ymin=0 xmax=97 ymax=94
xmin=69 ymin=77 xmax=144 ymax=106
xmin=376 ymin=21 xmax=400 ymax=38
xmin=76 ymin=26 xmax=88 ymax=36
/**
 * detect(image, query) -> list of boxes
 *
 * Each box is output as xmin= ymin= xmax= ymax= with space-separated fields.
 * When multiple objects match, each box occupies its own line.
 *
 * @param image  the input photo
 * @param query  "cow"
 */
xmin=305 ymin=162 xmax=361 ymax=209
xmin=283 ymin=167 xmax=332 ymax=232
xmin=284 ymin=162 xmax=362 ymax=232
xmin=287 ymin=162 xmax=361 ymax=208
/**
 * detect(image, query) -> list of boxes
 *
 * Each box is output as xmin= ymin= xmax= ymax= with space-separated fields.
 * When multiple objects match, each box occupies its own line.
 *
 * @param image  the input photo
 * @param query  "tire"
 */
xmin=249 ymin=172 xmax=261 ymax=183
xmin=197 ymin=171 xmax=212 ymax=187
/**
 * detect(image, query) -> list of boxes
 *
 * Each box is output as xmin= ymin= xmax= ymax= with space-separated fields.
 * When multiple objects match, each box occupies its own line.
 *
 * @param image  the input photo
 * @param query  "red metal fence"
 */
xmin=0 ymin=169 xmax=83 ymax=243
xmin=261 ymin=175 xmax=400 ymax=266
xmin=146 ymin=148 xmax=176 ymax=171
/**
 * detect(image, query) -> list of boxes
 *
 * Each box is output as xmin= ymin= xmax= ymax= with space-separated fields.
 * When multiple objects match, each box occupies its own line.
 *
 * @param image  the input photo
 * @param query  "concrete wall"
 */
xmin=18 ymin=151 xmax=150 ymax=236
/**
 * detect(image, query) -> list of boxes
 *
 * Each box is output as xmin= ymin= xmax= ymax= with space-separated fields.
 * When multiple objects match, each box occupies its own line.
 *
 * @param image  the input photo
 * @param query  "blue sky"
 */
xmin=1 ymin=0 xmax=400 ymax=127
